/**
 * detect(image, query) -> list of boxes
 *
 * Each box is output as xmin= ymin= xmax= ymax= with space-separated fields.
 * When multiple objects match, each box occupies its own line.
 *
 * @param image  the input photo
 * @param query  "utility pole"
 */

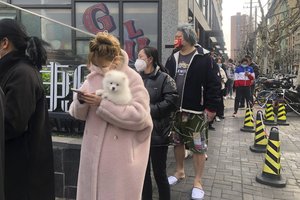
xmin=244 ymin=1 xmax=259 ymax=57
xmin=250 ymin=0 xmax=253 ymax=32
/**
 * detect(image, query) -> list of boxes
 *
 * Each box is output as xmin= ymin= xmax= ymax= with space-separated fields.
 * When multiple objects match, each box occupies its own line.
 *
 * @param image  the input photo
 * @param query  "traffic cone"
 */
xmin=277 ymin=101 xmax=289 ymax=126
xmin=240 ymin=107 xmax=255 ymax=132
xmin=256 ymin=127 xmax=286 ymax=187
xmin=250 ymin=110 xmax=268 ymax=153
xmin=264 ymin=100 xmax=277 ymax=126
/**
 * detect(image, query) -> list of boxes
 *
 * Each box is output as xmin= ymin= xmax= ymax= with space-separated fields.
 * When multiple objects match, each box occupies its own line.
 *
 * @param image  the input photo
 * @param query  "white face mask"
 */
xmin=134 ymin=59 xmax=147 ymax=72
xmin=217 ymin=63 xmax=222 ymax=68
xmin=90 ymin=63 xmax=112 ymax=75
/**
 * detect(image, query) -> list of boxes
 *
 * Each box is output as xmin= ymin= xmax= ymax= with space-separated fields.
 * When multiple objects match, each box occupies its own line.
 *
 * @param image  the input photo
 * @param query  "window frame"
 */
xmin=8 ymin=0 xmax=162 ymax=62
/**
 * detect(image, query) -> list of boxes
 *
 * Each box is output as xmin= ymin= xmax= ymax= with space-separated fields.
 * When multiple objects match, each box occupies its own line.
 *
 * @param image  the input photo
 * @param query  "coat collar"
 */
xmin=141 ymin=66 xmax=160 ymax=79
xmin=0 ymin=51 xmax=29 ymax=80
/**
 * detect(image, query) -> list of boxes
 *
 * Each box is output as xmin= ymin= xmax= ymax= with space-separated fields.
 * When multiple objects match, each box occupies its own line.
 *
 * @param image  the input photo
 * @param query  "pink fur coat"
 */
xmin=69 ymin=51 xmax=153 ymax=200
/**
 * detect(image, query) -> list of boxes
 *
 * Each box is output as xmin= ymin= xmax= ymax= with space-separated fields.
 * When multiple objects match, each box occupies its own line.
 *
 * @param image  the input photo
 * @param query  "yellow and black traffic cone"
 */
xmin=277 ymin=101 xmax=289 ymax=126
xmin=250 ymin=110 xmax=268 ymax=153
xmin=264 ymin=100 xmax=277 ymax=126
xmin=240 ymin=107 xmax=255 ymax=132
xmin=256 ymin=127 xmax=286 ymax=187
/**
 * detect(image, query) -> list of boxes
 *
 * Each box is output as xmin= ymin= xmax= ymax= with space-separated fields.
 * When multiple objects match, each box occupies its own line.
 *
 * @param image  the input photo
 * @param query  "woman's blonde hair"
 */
xmin=88 ymin=32 xmax=123 ymax=65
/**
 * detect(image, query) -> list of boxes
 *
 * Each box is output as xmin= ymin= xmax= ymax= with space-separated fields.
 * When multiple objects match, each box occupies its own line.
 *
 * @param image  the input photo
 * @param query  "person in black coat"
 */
xmin=0 ymin=19 xmax=54 ymax=200
xmin=165 ymin=24 xmax=220 ymax=200
xmin=135 ymin=46 xmax=178 ymax=200
xmin=0 ymin=87 xmax=5 ymax=200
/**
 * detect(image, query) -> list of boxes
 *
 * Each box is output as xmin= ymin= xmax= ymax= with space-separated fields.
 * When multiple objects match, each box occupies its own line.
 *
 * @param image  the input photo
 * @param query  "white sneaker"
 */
xmin=215 ymin=116 xmax=221 ymax=122
xmin=191 ymin=187 xmax=205 ymax=200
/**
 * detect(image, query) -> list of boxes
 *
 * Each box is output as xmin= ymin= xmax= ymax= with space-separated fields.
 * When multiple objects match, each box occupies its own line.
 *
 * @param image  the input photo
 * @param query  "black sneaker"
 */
xmin=208 ymin=125 xmax=216 ymax=131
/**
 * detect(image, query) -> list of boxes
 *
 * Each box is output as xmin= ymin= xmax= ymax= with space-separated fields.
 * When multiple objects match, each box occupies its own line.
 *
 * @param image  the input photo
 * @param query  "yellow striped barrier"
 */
xmin=250 ymin=111 xmax=268 ymax=153
xmin=277 ymin=102 xmax=289 ymax=126
xmin=264 ymin=100 xmax=277 ymax=125
xmin=240 ymin=107 xmax=255 ymax=132
xmin=256 ymin=127 xmax=286 ymax=187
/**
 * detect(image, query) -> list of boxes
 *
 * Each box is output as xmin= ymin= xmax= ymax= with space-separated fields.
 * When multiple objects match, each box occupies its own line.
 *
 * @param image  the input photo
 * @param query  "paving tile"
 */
xmin=159 ymin=100 xmax=300 ymax=199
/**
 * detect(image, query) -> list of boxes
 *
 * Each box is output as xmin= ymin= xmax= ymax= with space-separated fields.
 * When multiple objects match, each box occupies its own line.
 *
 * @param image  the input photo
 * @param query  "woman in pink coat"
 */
xmin=69 ymin=32 xmax=153 ymax=200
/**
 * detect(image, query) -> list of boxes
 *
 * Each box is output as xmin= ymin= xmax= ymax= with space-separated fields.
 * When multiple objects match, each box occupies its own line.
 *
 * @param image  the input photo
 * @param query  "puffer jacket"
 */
xmin=141 ymin=67 xmax=178 ymax=145
xmin=234 ymin=65 xmax=255 ymax=87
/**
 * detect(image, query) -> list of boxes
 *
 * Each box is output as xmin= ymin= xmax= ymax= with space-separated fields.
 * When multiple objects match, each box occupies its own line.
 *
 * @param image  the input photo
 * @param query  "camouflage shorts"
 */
xmin=170 ymin=111 xmax=208 ymax=154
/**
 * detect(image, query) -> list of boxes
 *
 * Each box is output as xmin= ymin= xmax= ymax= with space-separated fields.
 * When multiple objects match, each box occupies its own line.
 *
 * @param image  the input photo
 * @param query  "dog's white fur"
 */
xmin=96 ymin=70 xmax=132 ymax=105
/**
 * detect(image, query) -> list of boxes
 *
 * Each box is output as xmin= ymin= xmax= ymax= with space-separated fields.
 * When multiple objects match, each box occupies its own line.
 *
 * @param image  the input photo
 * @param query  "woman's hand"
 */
xmin=78 ymin=92 xmax=102 ymax=106
xmin=77 ymin=92 xmax=86 ymax=104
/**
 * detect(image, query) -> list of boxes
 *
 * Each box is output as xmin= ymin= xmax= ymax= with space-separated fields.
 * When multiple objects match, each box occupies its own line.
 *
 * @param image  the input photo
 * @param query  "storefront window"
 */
xmin=123 ymin=2 xmax=158 ymax=62
xmin=75 ymin=2 xmax=119 ymax=37
xmin=21 ymin=9 xmax=72 ymax=50
xmin=0 ymin=9 xmax=16 ymax=20
xmin=12 ymin=0 xmax=71 ymax=4
xmin=76 ymin=40 xmax=90 ymax=60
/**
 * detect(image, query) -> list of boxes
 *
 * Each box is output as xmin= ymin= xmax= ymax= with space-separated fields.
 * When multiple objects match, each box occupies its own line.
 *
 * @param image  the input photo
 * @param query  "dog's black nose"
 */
xmin=112 ymin=87 xmax=115 ymax=91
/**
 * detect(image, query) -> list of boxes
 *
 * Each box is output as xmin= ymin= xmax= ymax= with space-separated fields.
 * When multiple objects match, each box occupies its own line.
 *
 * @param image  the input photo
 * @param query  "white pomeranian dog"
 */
xmin=96 ymin=70 xmax=132 ymax=105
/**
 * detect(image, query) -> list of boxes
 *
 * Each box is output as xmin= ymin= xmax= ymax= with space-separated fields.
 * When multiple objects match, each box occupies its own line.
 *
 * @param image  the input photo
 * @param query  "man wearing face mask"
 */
xmin=232 ymin=57 xmax=255 ymax=117
xmin=165 ymin=24 xmax=220 ymax=200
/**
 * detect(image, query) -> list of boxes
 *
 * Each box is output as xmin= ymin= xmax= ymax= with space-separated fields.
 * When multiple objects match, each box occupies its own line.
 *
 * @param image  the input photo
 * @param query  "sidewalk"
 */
xmin=154 ymin=99 xmax=300 ymax=200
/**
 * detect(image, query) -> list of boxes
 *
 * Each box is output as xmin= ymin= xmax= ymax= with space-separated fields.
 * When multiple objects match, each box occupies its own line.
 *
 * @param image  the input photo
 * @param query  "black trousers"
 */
xmin=240 ymin=84 xmax=255 ymax=106
xmin=217 ymin=89 xmax=225 ymax=117
xmin=142 ymin=145 xmax=170 ymax=200
xmin=234 ymin=86 xmax=252 ymax=113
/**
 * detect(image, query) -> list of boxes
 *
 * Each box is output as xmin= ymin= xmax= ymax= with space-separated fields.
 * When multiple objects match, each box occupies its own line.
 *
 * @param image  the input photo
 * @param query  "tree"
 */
xmin=246 ymin=0 xmax=300 ymax=75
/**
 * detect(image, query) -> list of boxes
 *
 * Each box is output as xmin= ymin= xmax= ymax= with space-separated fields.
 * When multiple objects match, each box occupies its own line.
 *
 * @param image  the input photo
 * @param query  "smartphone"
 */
xmin=71 ymin=88 xmax=84 ymax=94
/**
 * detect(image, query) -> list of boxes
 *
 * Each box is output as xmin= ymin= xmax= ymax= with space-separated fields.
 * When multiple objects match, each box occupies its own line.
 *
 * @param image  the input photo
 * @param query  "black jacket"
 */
xmin=141 ymin=67 xmax=178 ymax=145
xmin=165 ymin=45 xmax=221 ymax=112
xmin=250 ymin=62 xmax=259 ymax=78
xmin=0 ymin=88 xmax=4 ymax=200
xmin=0 ymin=51 xmax=55 ymax=200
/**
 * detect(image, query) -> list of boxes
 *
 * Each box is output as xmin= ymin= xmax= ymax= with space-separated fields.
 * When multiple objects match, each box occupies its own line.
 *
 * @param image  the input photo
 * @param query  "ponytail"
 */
xmin=26 ymin=37 xmax=48 ymax=70
xmin=157 ymin=62 xmax=169 ymax=74
xmin=0 ymin=19 xmax=48 ymax=71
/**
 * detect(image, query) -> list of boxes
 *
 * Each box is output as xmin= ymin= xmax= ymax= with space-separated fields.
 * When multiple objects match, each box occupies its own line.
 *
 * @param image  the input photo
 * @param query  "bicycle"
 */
xmin=256 ymin=88 xmax=300 ymax=116
xmin=254 ymin=74 xmax=296 ymax=105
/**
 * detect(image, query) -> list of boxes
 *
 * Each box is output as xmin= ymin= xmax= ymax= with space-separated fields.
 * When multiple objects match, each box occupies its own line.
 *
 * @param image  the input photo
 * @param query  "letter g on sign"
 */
xmin=83 ymin=3 xmax=116 ymax=34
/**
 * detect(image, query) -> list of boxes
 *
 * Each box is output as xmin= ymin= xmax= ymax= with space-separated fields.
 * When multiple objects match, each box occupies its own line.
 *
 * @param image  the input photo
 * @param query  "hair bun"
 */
xmin=88 ymin=31 xmax=122 ymax=63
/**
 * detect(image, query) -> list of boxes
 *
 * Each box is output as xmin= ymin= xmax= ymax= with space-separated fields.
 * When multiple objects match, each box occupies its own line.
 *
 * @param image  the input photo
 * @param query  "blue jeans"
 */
xmin=227 ymin=78 xmax=234 ymax=96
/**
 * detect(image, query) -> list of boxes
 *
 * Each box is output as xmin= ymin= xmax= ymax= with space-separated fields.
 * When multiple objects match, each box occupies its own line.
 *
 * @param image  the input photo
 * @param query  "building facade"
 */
xmin=257 ymin=0 xmax=300 ymax=74
xmin=230 ymin=12 xmax=251 ymax=62
xmin=0 ymin=1 xmax=225 ymax=198
xmin=0 ymin=0 xmax=225 ymax=113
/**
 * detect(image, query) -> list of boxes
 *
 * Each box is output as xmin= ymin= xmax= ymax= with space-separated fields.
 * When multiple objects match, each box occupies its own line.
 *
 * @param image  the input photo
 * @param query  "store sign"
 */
xmin=82 ymin=3 xmax=116 ymax=34
xmin=42 ymin=62 xmax=87 ymax=112
xmin=82 ymin=3 xmax=150 ymax=61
